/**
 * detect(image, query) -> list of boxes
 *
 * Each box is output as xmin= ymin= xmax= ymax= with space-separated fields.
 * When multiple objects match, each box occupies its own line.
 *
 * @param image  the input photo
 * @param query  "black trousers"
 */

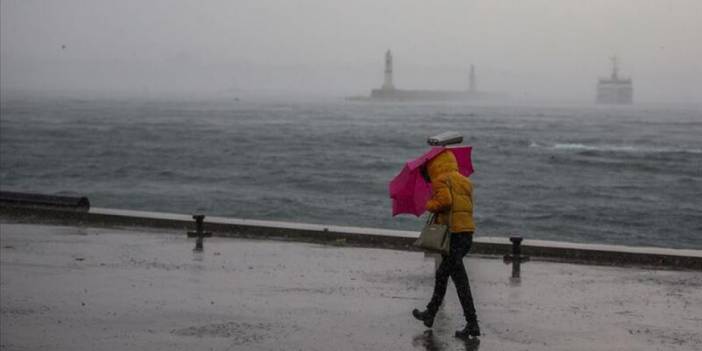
xmin=426 ymin=233 xmax=477 ymax=322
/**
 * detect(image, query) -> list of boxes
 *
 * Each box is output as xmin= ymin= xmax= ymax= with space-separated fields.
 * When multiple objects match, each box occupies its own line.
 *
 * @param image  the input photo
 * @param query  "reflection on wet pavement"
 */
xmin=412 ymin=330 xmax=481 ymax=351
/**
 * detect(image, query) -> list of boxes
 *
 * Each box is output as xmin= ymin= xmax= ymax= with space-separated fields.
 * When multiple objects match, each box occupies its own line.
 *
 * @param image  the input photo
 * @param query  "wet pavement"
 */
xmin=1 ymin=223 xmax=701 ymax=351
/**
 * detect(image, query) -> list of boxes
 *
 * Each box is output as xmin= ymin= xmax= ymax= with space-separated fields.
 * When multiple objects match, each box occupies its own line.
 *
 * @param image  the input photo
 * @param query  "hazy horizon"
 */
xmin=2 ymin=0 xmax=701 ymax=103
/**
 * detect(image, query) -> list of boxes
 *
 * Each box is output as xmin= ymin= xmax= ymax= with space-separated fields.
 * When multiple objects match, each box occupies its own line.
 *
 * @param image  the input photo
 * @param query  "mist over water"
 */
xmin=3 ymin=1 xmax=702 ymax=103
xmin=1 ymin=95 xmax=700 ymax=249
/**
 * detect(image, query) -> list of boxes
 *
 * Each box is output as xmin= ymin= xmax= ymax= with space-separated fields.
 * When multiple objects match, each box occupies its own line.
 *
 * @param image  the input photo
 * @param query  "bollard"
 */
xmin=187 ymin=214 xmax=212 ymax=251
xmin=503 ymin=236 xmax=529 ymax=279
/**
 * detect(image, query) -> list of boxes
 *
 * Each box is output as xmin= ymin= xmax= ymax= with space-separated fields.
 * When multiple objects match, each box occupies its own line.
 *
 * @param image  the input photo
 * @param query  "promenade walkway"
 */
xmin=1 ymin=223 xmax=700 ymax=350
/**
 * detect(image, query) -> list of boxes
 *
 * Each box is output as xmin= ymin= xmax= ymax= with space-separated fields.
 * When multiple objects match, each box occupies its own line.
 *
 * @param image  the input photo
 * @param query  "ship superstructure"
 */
xmin=596 ymin=56 xmax=633 ymax=104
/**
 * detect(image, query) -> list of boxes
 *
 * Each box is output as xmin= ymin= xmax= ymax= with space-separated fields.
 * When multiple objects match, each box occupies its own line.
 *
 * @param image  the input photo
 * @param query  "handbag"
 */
xmin=414 ymin=179 xmax=453 ymax=255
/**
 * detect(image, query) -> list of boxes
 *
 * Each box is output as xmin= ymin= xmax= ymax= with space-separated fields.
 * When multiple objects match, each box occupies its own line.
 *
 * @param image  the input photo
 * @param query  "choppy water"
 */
xmin=1 ymin=95 xmax=701 ymax=249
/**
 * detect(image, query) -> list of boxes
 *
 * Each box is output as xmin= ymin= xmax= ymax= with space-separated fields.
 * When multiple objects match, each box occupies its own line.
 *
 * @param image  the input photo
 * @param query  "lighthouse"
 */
xmin=469 ymin=64 xmax=476 ymax=92
xmin=369 ymin=50 xmax=505 ymax=101
xmin=382 ymin=50 xmax=395 ymax=90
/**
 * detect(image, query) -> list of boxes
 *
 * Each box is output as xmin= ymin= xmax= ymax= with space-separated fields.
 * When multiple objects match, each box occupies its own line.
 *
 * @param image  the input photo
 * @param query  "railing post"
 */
xmin=503 ymin=236 xmax=529 ymax=280
xmin=187 ymin=214 xmax=212 ymax=251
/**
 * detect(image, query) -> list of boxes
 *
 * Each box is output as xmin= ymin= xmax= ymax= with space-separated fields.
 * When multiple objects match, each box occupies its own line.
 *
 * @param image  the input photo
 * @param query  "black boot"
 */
xmin=455 ymin=321 xmax=481 ymax=339
xmin=412 ymin=309 xmax=435 ymax=328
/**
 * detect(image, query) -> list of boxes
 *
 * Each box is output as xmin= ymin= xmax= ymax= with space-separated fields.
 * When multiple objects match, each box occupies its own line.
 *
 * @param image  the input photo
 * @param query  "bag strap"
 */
xmin=446 ymin=177 xmax=453 ymax=232
xmin=426 ymin=213 xmax=437 ymax=224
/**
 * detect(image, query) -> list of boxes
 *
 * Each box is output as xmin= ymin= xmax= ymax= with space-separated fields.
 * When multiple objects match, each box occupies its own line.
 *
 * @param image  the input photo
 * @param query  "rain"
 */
xmin=1 ymin=1 xmax=701 ymax=350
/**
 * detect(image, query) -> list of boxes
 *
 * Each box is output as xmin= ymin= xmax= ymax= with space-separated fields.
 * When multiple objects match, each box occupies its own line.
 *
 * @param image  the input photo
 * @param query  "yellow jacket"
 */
xmin=425 ymin=150 xmax=475 ymax=233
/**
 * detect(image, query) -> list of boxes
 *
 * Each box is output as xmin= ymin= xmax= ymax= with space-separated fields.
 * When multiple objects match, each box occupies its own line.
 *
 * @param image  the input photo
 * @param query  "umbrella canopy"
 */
xmin=389 ymin=146 xmax=473 ymax=216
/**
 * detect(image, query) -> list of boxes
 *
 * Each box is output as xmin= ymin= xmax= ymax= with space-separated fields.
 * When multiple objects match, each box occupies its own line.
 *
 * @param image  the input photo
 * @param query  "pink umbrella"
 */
xmin=389 ymin=146 xmax=473 ymax=216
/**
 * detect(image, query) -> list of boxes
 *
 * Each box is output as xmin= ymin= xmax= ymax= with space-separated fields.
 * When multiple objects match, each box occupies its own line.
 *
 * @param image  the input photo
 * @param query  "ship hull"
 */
xmin=597 ymin=81 xmax=633 ymax=104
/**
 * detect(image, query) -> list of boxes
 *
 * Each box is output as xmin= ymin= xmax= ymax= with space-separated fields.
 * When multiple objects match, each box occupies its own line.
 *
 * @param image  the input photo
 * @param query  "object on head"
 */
xmin=427 ymin=132 xmax=463 ymax=146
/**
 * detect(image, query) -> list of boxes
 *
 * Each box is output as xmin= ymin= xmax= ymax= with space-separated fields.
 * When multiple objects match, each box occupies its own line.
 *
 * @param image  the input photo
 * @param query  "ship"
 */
xmin=365 ymin=50 xmax=504 ymax=102
xmin=596 ymin=56 xmax=633 ymax=104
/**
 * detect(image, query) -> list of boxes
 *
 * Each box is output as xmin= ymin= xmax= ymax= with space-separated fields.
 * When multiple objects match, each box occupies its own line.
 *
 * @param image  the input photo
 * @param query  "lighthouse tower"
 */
xmin=382 ymin=50 xmax=395 ymax=90
xmin=469 ymin=64 xmax=476 ymax=92
xmin=610 ymin=56 xmax=620 ymax=80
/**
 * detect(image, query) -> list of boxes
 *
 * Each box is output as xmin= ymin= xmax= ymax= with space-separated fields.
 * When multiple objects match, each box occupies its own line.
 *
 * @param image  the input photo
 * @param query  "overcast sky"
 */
xmin=2 ymin=0 xmax=701 ymax=102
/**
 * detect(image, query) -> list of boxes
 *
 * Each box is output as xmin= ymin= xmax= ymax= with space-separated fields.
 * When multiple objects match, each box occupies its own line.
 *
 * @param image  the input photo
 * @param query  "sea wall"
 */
xmin=1 ymin=204 xmax=700 ymax=270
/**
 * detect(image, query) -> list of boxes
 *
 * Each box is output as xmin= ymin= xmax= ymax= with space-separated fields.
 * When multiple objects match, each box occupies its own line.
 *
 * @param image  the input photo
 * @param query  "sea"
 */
xmin=1 ymin=94 xmax=701 ymax=249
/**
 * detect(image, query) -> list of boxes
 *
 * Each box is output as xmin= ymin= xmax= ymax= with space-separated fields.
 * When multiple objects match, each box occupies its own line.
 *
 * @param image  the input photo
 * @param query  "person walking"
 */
xmin=412 ymin=149 xmax=480 ymax=338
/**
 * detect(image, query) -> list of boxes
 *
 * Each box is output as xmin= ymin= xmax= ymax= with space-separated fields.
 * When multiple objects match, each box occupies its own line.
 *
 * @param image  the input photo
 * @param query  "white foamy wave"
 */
xmin=554 ymin=143 xmax=637 ymax=152
xmin=533 ymin=142 xmax=702 ymax=154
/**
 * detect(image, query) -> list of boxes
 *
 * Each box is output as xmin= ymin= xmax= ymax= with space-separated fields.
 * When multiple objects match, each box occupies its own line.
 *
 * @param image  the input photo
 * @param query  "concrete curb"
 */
xmin=1 ymin=205 xmax=700 ymax=270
